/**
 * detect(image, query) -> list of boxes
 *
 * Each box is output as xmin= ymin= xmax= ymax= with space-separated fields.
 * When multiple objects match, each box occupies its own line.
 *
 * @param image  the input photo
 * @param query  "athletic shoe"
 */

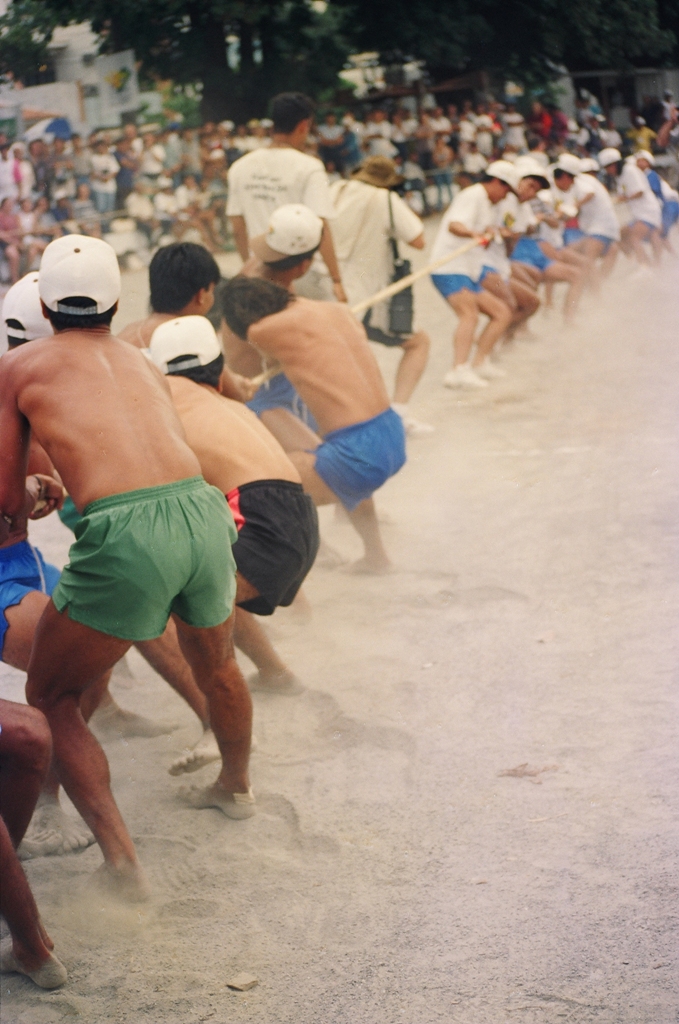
xmin=475 ymin=359 xmax=507 ymax=380
xmin=391 ymin=403 xmax=435 ymax=436
xmin=443 ymin=364 xmax=489 ymax=389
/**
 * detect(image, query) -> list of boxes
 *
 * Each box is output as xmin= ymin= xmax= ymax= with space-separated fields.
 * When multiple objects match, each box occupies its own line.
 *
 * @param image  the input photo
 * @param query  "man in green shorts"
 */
xmin=0 ymin=235 xmax=253 ymax=902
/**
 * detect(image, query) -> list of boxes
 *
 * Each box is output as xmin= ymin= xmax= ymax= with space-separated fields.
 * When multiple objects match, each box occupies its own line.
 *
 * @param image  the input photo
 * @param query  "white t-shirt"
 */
xmin=504 ymin=112 xmax=526 ymax=149
xmin=431 ymin=183 xmax=493 ymax=278
xmin=226 ymin=147 xmax=333 ymax=240
xmin=458 ymin=119 xmax=477 ymax=143
xmin=329 ymin=179 xmax=422 ymax=331
xmin=462 ymin=151 xmax=488 ymax=174
xmin=140 ymin=144 xmax=165 ymax=177
xmin=618 ymin=163 xmax=662 ymax=227
xmin=154 ymin=191 xmax=178 ymax=217
xmin=90 ymin=153 xmax=120 ymax=194
xmin=429 ymin=116 xmax=452 ymax=135
xmin=577 ymin=175 xmax=621 ymax=240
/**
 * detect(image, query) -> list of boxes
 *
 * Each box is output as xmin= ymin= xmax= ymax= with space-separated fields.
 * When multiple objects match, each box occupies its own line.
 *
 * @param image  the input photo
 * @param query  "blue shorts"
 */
xmin=0 ymin=541 xmax=60 ymax=659
xmin=313 ymin=408 xmax=406 ymax=511
xmin=510 ymin=237 xmax=553 ymax=272
xmin=246 ymin=372 xmax=319 ymax=435
xmin=587 ymin=233 xmax=616 ymax=254
xmin=563 ymin=227 xmax=585 ymax=246
xmin=661 ymin=201 xmax=679 ymax=237
xmin=431 ymin=273 xmax=481 ymax=297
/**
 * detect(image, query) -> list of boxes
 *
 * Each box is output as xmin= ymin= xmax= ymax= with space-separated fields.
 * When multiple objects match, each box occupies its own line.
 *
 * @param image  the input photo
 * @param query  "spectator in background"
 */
xmin=627 ymin=116 xmax=657 ymax=153
xmin=89 ymin=138 xmax=119 ymax=214
xmin=600 ymin=118 xmax=623 ymax=150
xmin=181 ymin=128 xmax=203 ymax=176
xmin=661 ymin=91 xmax=676 ymax=123
xmin=48 ymin=138 xmax=74 ymax=199
xmin=503 ymin=103 xmax=527 ymax=152
xmin=125 ymin=179 xmax=157 ymax=243
xmin=27 ymin=140 xmax=51 ymax=198
xmin=71 ymin=134 xmax=92 ymax=187
xmin=528 ymin=100 xmax=552 ymax=140
xmin=153 ymin=175 xmax=179 ymax=236
xmin=0 ymin=139 xmax=18 ymax=202
xmin=429 ymin=106 xmax=452 ymax=139
xmin=113 ymin=136 xmax=138 ymax=209
xmin=0 ymin=196 xmax=21 ymax=282
xmin=390 ymin=110 xmax=410 ymax=162
xmin=364 ymin=109 xmax=395 ymax=157
xmin=414 ymin=111 xmax=435 ymax=170
xmin=462 ymin=141 xmax=488 ymax=178
xmin=431 ymin=134 xmax=455 ymax=210
xmin=140 ymin=129 xmax=165 ymax=182
xmin=71 ymin=182 xmax=101 ymax=237
xmin=162 ymin=125 xmax=183 ymax=184
xmin=340 ymin=113 xmax=362 ymax=172
xmin=457 ymin=107 xmax=477 ymax=157
xmin=317 ymin=113 xmax=346 ymax=173
xmin=474 ymin=103 xmax=496 ymax=157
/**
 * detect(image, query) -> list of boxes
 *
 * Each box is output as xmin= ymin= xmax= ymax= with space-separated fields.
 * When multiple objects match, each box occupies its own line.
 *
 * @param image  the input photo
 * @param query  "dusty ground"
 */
xmin=1 ymin=227 xmax=678 ymax=1024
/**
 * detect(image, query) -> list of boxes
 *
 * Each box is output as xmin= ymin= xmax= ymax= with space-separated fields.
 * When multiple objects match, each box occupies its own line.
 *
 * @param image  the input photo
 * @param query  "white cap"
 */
xmin=635 ymin=149 xmax=655 ymax=165
xmin=598 ymin=147 xmax=621 ymax=168
xmin=39 ymin=235 xmax=121 ymax=315
xmin=486 ymin=160 xmax=519 ymax=191
xmin=554 ymin=153 xmax=582 ymax=176
xmin=250 ymin=203 xmax=324 ymax=263
xmin=515 ymin=157 xmax=550 ymax=187
xmin=3 ymin=272 xmax=53 ymax=344
xmin=149 ymin=315 xmax=221 ymax=374
xmin=578 ymin=157 xmax=600 ymax=173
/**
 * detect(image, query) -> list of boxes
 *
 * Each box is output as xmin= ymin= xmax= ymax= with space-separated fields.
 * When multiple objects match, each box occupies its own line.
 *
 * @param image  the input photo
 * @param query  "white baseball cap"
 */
xmin=515 ymin=157 xmax=550 ymax=188
xmin=251 ymin=204 xmax=324 ymax=264
xmin=578 ymin=157 xmax=600 ymax=173
xmin=39 ymin=235 xmax=121 ymax=315
xmin=486 ymin=160 xmax=519 ymax=191
xmin=3 ymin=272 xmax=53 ymax=345
xmin=554 ymin=153 xmax=582 ymax=176
xmin=149 ymin=315 xmax=222 ymax=374
xmin=598 ymin=147 xmax=622 ymax=168
xmin=635 ymin=149 xmax=655 ymax=165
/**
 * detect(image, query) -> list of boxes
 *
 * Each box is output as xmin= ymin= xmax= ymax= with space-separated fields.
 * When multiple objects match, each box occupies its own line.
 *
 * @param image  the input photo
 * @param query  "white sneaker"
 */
xmin=391 ymin=404 xmax=435 ymax=437
xmin=443 ymin=364 xmax=489 ymax=389
xmin=475 ymin=359 xmax=506 ymax=380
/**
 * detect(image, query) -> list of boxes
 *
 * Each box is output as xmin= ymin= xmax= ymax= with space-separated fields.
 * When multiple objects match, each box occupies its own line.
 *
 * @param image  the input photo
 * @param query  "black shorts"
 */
xmin=362 ymin=311 xmax=407 ymax=348
xmin=228 ymin=480 xmax=319 ymax=616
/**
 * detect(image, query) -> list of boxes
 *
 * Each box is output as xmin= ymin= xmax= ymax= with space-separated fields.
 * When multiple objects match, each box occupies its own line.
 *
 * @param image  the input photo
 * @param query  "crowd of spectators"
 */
xmin=0 ymin=89 xmax=676 ymax=284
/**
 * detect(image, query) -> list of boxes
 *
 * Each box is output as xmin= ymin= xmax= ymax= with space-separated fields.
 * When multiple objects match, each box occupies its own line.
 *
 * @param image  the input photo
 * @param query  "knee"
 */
xmin=5 ymin=706 xmax=52 ymax=776
xmin=405 ymin=330 xmax=430 ymax=353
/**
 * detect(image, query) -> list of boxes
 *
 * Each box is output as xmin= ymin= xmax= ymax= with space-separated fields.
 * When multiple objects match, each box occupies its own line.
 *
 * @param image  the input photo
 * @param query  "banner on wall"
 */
xmin=95 ymin=49 xmax=139 ymax=118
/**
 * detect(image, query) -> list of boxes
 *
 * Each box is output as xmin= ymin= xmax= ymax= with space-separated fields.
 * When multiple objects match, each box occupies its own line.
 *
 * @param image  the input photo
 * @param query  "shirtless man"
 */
xmin=0 ymin=273 xmax=213 ymax=860
xmin=0 ymin=699 xmax=68 ymax=988
xmin=0 ymin=235 xmax=253 ymax=901
xmin=148 ymin=316 xmax=319 ymax=774
xmin=221 ymin=277 xmax=406 ymax=572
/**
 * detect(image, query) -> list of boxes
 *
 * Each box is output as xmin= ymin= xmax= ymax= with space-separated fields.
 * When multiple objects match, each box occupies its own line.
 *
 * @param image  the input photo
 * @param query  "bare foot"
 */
xmin=179 ymin=783 xmax=256 ymax=819
xmin=345 ymin=556 xmax=392 ymax=575
xmin=90 ymin=701 xmax=178 ymax=740
xmin=0 ymin=937 xmax=67 ymax=990
xmin=18 ymin=801 xmax=95 ymax=860
xmin=315 ymin=539 xmax=347 ymax=568
xmin=248 ymin=669 xmax=304 ymax=695
xmin=88 ymin=860 xmax=151 ymax=903
xmin=168 ymin=728 xmax=220 ymax=776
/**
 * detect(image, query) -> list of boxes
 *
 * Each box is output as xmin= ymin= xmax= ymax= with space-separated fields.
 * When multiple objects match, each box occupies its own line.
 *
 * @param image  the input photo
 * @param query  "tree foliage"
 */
xmin=0 ymin=0 xmax=58 ymax=84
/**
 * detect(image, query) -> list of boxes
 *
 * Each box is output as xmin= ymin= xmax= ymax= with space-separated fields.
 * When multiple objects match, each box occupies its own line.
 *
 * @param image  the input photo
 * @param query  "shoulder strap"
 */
xmin=387 ymin=190 xmax=401 ymax=264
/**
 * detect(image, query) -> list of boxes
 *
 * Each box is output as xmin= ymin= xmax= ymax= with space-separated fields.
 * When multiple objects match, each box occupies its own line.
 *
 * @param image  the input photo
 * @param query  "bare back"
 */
xmin=167 ymin=375 xmax=300 ymax=492
xmin=248 ymin=297 xmax=389 ymax=435
xmin=0 ymin=329 xmax=201 ymax=512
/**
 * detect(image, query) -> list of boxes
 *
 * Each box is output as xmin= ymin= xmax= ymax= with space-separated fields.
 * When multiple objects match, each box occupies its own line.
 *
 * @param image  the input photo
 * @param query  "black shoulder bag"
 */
xmin=387 ymin=190 xmax=414 ymax=336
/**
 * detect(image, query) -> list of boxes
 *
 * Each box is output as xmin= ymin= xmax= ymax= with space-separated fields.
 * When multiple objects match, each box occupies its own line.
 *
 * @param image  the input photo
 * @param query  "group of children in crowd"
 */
xmin=0 ymin=88 xmax=677 ymax=992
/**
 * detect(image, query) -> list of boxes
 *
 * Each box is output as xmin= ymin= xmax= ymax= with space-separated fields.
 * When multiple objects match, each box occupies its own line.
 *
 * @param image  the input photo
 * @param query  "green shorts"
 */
xmin=52 ymin=477 xmax=237 ymax=641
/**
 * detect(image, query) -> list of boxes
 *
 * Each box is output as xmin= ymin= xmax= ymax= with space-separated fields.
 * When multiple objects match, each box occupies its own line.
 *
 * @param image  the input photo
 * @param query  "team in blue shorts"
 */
xmin=0 ymin=541 xmax=60 ymax=659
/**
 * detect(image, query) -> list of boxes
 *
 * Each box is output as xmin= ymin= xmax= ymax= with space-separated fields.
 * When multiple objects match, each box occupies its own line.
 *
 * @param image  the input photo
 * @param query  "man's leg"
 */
xmin=393 ymin=330 xmax=431 ymax=404
xmin=25 ymin=601 xmax=148 ymax=900
xmin=136 ymin=618 xmax=209 ymax=727
xmin=543 ymin=262 xmax=584 ymax=320
xmin=259 ymin=407 xmax=321 ymax=452
xmin=0 ymin=699 xmax=67 ymax=988
xmin=447 ymin=291 xmax=480 ymax=366
xmin=471 ymin=291 xmax=514 ymax=365
xmin=288 ymin=450 xmax=390 ymax=572
xmin=172 ymin=613 xmax=254 ymax=817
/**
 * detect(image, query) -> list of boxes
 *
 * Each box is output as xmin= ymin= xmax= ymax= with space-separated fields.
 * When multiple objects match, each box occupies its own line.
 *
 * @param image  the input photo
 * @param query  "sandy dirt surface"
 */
xmin=1 ymin=228 xmax=678 ymax=1024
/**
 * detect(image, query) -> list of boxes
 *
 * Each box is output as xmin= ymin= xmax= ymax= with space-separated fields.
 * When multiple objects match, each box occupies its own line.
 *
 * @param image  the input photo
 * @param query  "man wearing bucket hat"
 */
xmin=429 ymin=160 xmax=516 ymax=388
xmin=599 ymin=147 xmax=661 ymax=267
xmin=328 ymin=156 xmax=433 ymax=436
xmin=0 ymin=235 xmax=255 ymax=901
